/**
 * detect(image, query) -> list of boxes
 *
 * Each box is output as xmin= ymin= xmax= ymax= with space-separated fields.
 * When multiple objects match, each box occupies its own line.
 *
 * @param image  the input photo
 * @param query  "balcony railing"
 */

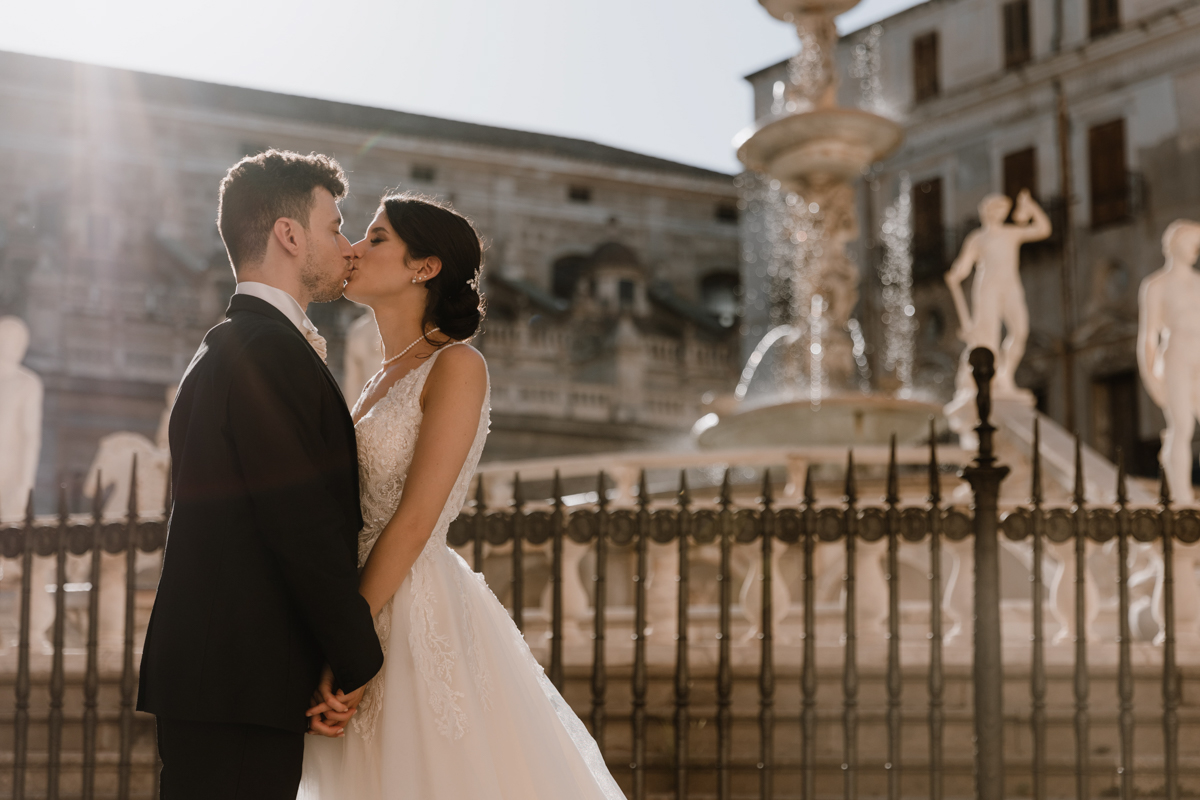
xmin=2 ymin=347 xmax=1198 ymax=800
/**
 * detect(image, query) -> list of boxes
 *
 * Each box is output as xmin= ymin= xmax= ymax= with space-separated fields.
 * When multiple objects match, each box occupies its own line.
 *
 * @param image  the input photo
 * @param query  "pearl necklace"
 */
xmin=381 ymin=328 xmax=441 ymax=367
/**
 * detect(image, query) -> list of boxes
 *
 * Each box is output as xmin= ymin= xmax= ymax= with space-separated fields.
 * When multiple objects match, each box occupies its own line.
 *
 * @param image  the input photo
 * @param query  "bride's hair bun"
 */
xmin=380 ymin=192 xmax=486 ymax=342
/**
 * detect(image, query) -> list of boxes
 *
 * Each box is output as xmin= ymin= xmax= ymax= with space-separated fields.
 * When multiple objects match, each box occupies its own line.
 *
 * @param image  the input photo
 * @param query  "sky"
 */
xmin=0 ymin=0 xmax=924 ymax=174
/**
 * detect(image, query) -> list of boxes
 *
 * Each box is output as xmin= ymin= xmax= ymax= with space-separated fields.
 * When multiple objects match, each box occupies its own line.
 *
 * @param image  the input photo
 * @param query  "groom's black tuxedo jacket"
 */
xmin=137 ymin=294 xmax=383 ymax=734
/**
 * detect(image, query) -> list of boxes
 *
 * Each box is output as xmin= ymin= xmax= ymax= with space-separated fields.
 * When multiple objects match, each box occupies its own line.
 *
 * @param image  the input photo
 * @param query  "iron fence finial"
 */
xmin=844 ymin=450 xmax=857 ymax=505
xmin=1073 ymin=435 xmax=1086 ymax=507
xmin=969 ymin=347 xmax=997 ymax=467
xmin=886 ymin=434 xmax=899 ymax=505
xmin=512 ymin=472 xmax=524 ymax=509
xmin=928 ymin=417 xmax=941 ymax=505
xmin=1159 ymin=465 xmax=1172 ymax=508
xmin=1116 ymin=449 xmax=1128 ymax=507
xmin=719 ymin=468 xmax=733 ymax=509
xmin=1032 ymin=416 xmax=1043 ymax=506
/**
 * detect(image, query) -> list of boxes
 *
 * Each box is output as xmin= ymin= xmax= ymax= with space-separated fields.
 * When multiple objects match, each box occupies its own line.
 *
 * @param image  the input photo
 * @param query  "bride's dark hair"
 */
xmin=380 ymin=192 xmax=486 ymax=343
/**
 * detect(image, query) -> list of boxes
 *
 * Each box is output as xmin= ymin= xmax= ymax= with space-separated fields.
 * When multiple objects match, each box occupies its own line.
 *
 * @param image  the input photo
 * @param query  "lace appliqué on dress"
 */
xmin=455 ymin=562 xmax=493 ymax=711
xmin=351 ymin=598 xmax=391 ymax=740
xmin=349 ymin=346 xmax=492 ymax=742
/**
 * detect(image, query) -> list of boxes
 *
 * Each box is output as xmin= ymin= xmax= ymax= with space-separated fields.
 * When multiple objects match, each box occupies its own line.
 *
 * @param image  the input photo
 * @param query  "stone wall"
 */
xmin=0 ymin=50 xmax=740 ymax=510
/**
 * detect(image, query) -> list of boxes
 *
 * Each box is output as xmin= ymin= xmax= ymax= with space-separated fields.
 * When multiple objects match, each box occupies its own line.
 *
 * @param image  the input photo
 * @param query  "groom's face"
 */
xmin=299 ymin=187 xmax=354 ymax=303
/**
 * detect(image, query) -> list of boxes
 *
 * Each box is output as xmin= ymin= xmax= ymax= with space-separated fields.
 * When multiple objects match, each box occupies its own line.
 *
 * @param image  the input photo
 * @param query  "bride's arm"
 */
xmin=357 ymin=346 xmax=488 ymax=618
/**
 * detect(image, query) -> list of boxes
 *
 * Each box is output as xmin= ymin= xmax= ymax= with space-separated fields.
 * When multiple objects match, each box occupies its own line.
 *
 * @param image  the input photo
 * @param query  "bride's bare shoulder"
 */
xmin=435 ymin=342 xmax=486 ymax=372
xmin=423 ymin=344 xmax=487 ymax=400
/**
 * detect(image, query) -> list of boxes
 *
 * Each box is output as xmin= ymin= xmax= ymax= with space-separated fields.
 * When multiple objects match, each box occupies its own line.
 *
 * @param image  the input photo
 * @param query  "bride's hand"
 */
xmin=335 ymin=683 xmax=367 ymax=712
xmin=306 ymin=665 xmax=355 ymax=736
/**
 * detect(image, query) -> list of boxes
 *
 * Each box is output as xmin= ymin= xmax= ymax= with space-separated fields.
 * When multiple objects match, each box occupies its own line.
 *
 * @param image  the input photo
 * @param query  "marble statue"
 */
xmin=945 ymin=190 xmax=1052 ymax=399
xmin=1138 ymin=219 xmax=1200 ymax=503
xmin=343 ymin=310 xmax=383 ymax=406
xmin=0 ymin=317 xmax=46 ymax=648
xmin=79 ymin=384 xmax=174 ymax=647
xmin=0 ymin=316 xmax=42 ymax=520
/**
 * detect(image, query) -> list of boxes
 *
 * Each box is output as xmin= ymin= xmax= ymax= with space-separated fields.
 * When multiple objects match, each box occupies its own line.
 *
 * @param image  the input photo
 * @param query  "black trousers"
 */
xmin=156 ymin=717 xmax=305 ymax=800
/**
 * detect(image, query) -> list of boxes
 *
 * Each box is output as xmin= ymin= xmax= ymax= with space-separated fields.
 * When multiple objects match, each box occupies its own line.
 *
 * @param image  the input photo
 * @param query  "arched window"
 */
xmin=551 ymin=254 xmax=589 ymax=300
xmin=700 ymin=271 xmax=740 ymax=327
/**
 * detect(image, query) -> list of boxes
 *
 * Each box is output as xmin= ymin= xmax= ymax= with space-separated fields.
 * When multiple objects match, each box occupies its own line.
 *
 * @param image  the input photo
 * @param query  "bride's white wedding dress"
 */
xmin=299 ymin=345 xmax=624 ymax=800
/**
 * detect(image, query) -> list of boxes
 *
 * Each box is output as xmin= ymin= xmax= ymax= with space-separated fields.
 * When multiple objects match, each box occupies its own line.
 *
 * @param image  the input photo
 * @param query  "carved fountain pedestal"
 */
xmin=697 ymin=0 xmax=935 ymax=448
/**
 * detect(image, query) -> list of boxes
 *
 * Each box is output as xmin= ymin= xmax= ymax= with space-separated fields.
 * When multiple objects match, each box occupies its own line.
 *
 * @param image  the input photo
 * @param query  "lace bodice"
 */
xmin=349 ymin=344 xmax=491 ymax=740
xmin=352 ymin=345 xmax=490 ymax=562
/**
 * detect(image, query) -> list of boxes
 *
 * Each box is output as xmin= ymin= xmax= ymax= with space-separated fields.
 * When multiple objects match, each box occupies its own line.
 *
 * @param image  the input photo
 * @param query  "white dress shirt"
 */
xmin=233 ymin=281 xmax=327 ymax=361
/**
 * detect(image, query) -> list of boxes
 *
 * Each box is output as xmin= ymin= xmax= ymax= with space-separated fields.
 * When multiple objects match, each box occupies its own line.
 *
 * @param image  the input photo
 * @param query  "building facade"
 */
xmin=0 ymin=50 xmax=740 ymax=509
xmin=743 ymin=0 xmax=1200 ymax=475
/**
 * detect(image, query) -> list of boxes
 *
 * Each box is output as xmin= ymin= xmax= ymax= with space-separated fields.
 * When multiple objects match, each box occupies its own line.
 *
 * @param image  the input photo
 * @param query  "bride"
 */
xmin=299 ymin=193 xmax=624 ymax=800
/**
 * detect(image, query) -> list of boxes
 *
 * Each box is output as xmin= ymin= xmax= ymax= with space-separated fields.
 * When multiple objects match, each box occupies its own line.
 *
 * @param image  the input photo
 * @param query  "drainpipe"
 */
xmin=1052 ymin=0 xmax=1064 ymax=52
xmin=1055 ymin=79 xmax=1078 ymax=434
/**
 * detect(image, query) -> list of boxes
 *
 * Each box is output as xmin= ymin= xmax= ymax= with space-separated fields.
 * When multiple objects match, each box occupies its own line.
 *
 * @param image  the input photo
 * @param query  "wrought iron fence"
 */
xmin=3 ymin=466 xmax=165 ymax=800
xmin=2 ymin=346 xmax=1197 ymax=800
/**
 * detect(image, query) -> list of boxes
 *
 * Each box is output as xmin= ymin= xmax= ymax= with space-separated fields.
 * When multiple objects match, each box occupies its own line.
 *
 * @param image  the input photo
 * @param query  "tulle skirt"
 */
xmin=298 ymin=547 xmax=624 ymax=800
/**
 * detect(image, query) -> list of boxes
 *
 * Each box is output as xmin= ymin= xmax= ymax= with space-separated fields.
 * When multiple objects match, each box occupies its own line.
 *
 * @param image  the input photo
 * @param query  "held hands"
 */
xmin=306 ymin=665 xmax=368 ymax=737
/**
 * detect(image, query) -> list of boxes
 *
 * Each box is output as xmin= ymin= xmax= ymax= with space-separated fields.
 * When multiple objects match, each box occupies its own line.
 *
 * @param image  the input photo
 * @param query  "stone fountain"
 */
xmin=696 ymin=0 xmax=937 ymax=448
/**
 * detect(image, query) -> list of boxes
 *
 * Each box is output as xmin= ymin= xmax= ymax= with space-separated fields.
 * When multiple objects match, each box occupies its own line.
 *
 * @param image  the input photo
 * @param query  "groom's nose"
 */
xmin=338 ymin=233 xmax=354 ymax=259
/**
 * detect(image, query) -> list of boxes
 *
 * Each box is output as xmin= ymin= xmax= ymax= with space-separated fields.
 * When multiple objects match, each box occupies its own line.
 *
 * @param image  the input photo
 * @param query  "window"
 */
xmin=618 ymin=279 xmax=635 ymax=308
xmin=410 ymin=164 xmax=436 ymax=183
xmin=1003 ymin=0 xmax=1032 ymax=69
xmin=913 ymin=32 xmax=940 ymax=103
xmin=1003 ymin=147 xmax=1038 ymax=204
xmin=551 ymin=254 xmax=588 ymax=299
xmin=701 ymin=271 xmax=740 ymax=327
xmin=568 ymin=185 xmax=592 ymax=203
xmin=1089 ymin=119 xmax=1129 ymax=227
xmin=911 ymin=178 xmax=945 ymax=280
xmin=1089 ymin=0 xmax=1120 ymax=37
xmin=715 ymin=203 xmax=739 ymax=224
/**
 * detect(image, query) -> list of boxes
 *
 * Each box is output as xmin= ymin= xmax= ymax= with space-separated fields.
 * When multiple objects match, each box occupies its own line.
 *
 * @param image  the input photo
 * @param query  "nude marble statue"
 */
xmin=0 ymin=316 xmax=42 ymax=518
xmin=1137 ymin=220 xmax=1200 ymax=503
xmin=945 ymin=190 xmax=1051 ymax=397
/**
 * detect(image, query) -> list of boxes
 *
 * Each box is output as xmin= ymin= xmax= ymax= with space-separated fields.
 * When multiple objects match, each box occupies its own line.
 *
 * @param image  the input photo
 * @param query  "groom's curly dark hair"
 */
xmin=217 ymin=149 xmax=347 ymax=272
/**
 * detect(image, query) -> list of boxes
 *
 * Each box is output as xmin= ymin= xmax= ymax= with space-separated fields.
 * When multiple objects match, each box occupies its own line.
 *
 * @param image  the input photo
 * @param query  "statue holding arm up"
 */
xmin=1138 ymin=220 xmax=1200 ymax=503
xmin=945 ymin=189 xmax=1052 ymax=397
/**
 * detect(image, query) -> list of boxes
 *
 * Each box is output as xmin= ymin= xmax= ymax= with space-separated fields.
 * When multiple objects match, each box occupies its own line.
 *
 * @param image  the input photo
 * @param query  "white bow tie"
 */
xmin=303 ymin=326 xmax=328 ymax=363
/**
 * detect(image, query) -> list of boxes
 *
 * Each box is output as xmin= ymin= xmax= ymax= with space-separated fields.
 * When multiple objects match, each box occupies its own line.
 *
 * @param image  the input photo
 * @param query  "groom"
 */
xmin=138 ymin=150 xmax=383 ymax=799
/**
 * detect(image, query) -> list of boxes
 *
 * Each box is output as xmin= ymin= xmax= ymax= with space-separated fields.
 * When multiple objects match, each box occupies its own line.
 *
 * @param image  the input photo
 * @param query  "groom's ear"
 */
xmin=271 ymin=217 xmax=305 ymax=258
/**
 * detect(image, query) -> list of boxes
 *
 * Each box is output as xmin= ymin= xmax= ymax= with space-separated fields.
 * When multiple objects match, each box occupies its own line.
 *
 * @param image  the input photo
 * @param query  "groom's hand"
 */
xmin=307 ymin=665 xmax=351 ymax=737
xmin=306 ymin=665 xmax=369 ymax=737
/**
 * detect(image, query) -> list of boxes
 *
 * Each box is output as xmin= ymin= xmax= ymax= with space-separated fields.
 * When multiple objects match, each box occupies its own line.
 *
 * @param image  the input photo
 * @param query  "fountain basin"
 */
xmin=735 ymin=108 xmax=903 ymax=189
xmin=694 ymin=393 xmax=941 ymax=449
xmin=759 ymin=0 xmax=861 ymax=20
